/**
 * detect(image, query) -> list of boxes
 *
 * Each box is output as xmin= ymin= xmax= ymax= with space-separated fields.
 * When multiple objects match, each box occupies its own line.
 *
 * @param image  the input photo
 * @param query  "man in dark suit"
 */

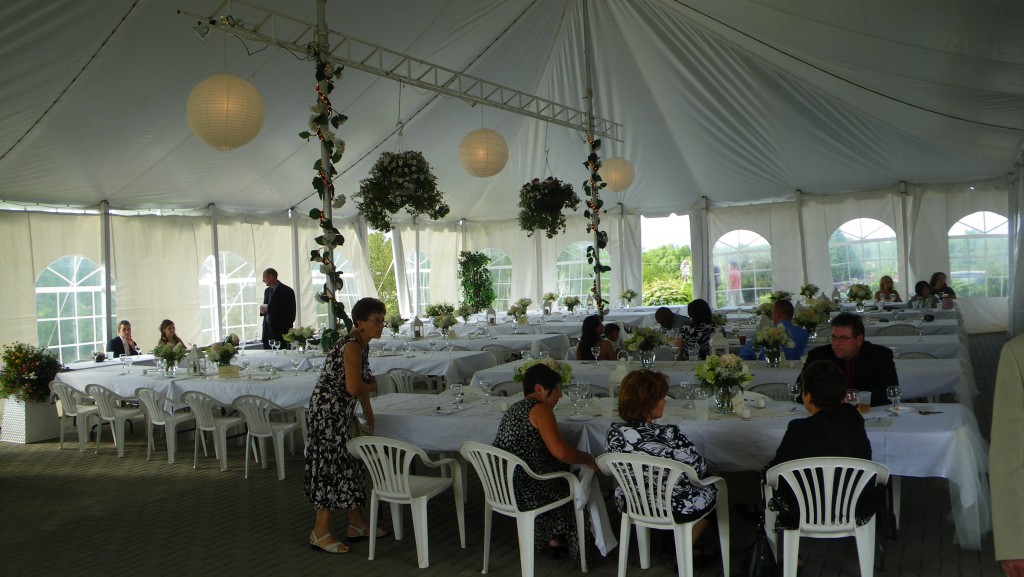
xmin=107 ymin=320 xmax=140 ymax=357
xmin=261 ymin=268 xmax=296 ymax=349
xmin=803 ymin=312 xmax=898 ymax=406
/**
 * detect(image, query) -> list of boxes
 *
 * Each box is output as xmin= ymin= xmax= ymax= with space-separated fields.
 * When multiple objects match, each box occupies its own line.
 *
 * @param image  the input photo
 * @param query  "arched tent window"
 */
xmin=406 ymin=251 xmax=430 ymax=315
xmin=35 ymin=255 xmax=114 ymax=363
xmin=312 ymin=256 xmax=359 ymax=329
xmin=481 ymin=248 xmax=512 ymax=311
xmin=948 ymin=211 xmax=1009 ymax=297
xmin=199 ymin=252 xmax=259 ymax=345
xmin=828 ymin=218 xmax=898 ymax=294
xmin=712 ymin=230 xmax=772 ymax=307
xmin=556 ymin=241 xmax=610 ymax=303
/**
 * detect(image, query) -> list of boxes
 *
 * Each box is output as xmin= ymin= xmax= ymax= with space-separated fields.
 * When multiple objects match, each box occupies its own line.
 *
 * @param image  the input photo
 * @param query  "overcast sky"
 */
xmin=641 ymin=214 xmax=691 ymax=251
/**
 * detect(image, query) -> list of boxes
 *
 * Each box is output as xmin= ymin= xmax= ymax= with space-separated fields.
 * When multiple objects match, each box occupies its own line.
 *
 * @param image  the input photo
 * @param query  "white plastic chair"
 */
xmin=84 ymin=384 xmax=143 ymax=458
xmin=232 ymin=395 xmax=299 ymax=480
xmin=180 ymin=391 xmax=244 ymax=472
xmin=458 ymin=441 xmax=587 ymax=577
xmin=387 ymin=368 xmax=434 ymax=393
xmin=49 ymin=381 xmax=98 ymax=451
xmin=597 ymin=452 xmax=730 ymax=577
xmin=764 ymin=457 xmax=890 ymax=577
xmin=491 ymin=381 xmax=521 ymax=398
xmin=896 ymin=351 xmax=936 ymax=359
xmin=135 ymin=387 xmax=196 ymax=464
xmin=481 ymin=344 xmax=519 ymax=364
xmin=348 ymin=436 xmax=466 ymax=568
xmin=748 ymin=382 xmax=791 ymax=401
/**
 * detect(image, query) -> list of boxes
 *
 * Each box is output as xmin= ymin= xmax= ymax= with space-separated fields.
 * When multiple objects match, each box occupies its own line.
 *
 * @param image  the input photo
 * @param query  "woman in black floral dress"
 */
xmin=493 ymin=363 xmax=598 ymax=561
xmin=305 ymin=297 xmax=387 ymax=554
xmin=606 ymin=370 xmax=718 ymax=544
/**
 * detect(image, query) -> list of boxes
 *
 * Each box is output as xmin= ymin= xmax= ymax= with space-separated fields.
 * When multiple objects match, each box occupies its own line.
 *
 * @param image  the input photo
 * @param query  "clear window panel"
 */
xmin=34 ymin=256 xmax=113 ymax=364
xmin=828 ymin=219 xmax=899 ymax=295
xmin=712 ymin=230 xmax=773 ymax=307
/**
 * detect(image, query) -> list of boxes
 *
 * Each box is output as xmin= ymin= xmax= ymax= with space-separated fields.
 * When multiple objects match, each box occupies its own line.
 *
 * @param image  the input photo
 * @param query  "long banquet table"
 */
xmin=469 ymin=359 xmax=974 ymax=406
xmin=376 ymin=333 xmax=571 ymax=360
xmin=369 ymin=392 xmax=990 ymax=549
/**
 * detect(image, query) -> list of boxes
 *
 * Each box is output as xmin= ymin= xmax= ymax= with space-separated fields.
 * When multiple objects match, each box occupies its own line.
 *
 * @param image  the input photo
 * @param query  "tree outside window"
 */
xmin=948 ymin=211 xmax=1008 ymax=297
xmin=556 ymin=241 xmax=610 ymax=305
xmin=828 ymin=218 xmax=898 ymax=294
xmin=481 ymin=248 xmax=512 ymax=311
xmin=712 ymin=230 xmax=772 ymax=307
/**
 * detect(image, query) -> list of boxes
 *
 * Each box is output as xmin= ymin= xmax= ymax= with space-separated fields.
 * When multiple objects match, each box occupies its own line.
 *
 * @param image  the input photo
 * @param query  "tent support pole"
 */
xmin=101 ymin=201 xmax=113 ymax=342
xmin=290 ymin=209 xmax=301 ymax=327
xmin=315 ymin=0 xmax=337 ymax=332
xmin=210 ymin=203 xmax=223 ymax=342
xmin=795 ymin=190 xmax=807 ymax=285
xmin=581 ymin=0 xmax=605 ymax=315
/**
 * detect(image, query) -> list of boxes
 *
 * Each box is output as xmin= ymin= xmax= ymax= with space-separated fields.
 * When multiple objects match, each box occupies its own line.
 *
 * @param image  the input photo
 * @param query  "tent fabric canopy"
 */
xmin=1 ymin=0 xmax=1022 ymax=219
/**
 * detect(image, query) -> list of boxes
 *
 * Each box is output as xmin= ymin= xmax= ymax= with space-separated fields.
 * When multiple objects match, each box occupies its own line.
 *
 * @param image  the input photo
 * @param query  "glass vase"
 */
xmin=855 ymin=300 xmax=865 ymax=312
xmin=164 ymin=359 xmax=177 ymax=377
xmin=764 ymin=346 xmax=782 ymax=368
xmin=639 ymin=350 xmax=656 ymax=369
xmin=715 ymin=385 xmax=735 ymax=414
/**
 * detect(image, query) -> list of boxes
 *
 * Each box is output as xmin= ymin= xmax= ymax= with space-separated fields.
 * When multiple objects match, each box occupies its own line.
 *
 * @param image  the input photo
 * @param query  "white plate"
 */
xmin=567 ymin=414 xmax=593 ymax=421
xmin=888 ymin=406 xmax=914 ymax=413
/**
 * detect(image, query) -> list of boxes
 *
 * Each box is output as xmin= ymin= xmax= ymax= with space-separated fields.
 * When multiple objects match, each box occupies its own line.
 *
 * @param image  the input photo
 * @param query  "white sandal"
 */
xmin=309 ymin=530 xmax=349 ymax=554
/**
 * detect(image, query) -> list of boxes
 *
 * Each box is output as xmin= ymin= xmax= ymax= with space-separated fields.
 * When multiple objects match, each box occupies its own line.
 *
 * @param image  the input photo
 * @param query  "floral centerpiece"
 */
xmin=427 ymin=302 xmax=458 ymax=333
xmin=0 ymin=342 xmax=63 ymax=403
xmin=793 ymin=306 xmax=827 ymax=334
xmin=847 ymin=283 xmax=872 ymax=309
xmin=356 ymin=150 xmax=449 ymax=233
xmin=799 ymin=284 xmax=820 ymax=299
xmin=754 ymin=325 xmax=796 ymax=367
xmin=711 ymin=313 xmax=728 ymax=327
xmin=542 ymin=292 xmax=559 ymax=303
xmin=456 ymin=302 xmax=474 ymax=323
xmin=385 ymin=312 xmax=407 ymax=335
xmin=513 ymin=358 xmax=573 ymax=385
xmin=623 ymin=327 xmax=671 ymax=368
xmin=620 ymin=289 xmax=638 ymax=305
xmin=153 ymin=342 xmax=187 ymax=374
xmin=507 ymin=297 xmax=531 ymax=319
xmin=517 ymin=176 xmax=581 ymax=238
xmin=755 ymin=300 xmax=775 ymax=317
xmin=694 ymin=353 xmax=753 ymax=414
xmin=561 ymin=296 xmax=580 ymax=312
xmin=205 ymin=334 xmax=240 ymax=366
xmin=284 ymin=326 xmax=315 ymax=350
xmin=767 ymin=290 xmax=792 ymax=303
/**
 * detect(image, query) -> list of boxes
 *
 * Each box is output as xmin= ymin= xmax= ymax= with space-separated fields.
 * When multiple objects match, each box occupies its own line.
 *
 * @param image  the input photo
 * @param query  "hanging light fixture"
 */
xmin=458 ymin=128 xmax=508 ymax=177
xmin=603 ymin=156 xmax=635 ymax=192
xmin=186 ymin=73 xmax=265 ymax=152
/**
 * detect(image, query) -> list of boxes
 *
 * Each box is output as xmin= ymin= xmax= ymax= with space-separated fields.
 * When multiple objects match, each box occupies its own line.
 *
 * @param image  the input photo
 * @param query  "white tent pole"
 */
xmin=414 ymin=216 xmax=421 ymax=314
xmin=618 ymin=202 xmax=626 ymax=297
xmin=535 ymin=233 xmax=543 ymax=304
xmin=795 ymin=190 xmax=807 ymax=285
xmin=210 ymin=203 xmax=223 ymax=342
xmin=1009 ymin=165 xmax=1023 ymax=336
xmin=315 ymin=0 xmax=338 ymax=332
xmin=898 ymin=181 xmax=911 ymax=297
xmin=100 ymin=200 xmax=113 ymax=342
xmin=290 ymin=209 xmax=301 ymax=327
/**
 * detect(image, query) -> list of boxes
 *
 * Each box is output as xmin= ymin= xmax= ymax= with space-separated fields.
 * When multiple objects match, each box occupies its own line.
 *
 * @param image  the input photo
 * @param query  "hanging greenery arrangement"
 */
xmin=457 ymin=251 xmax=496 ymax=313
xmin=300 ymin=56 xmax=354 ymax=350
xmin=517 ymin=177 xmax=581 ymax=238
xmin=582 ymin=136 xmax=610 ymax=316
xmin=356 ymin=150 xmax=449 ymax=233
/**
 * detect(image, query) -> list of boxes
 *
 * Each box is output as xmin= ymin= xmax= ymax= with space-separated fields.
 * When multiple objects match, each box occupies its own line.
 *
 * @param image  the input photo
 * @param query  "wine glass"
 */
xmin=240 ymin=358 xmax=251 ymax=378
xmin=788 ymin=382 xmax=802 ymax=404
xmin=679 ymin=380 xmax=695 ymax=409
xmin=886 ymin=385 xmax=903 ymax=412
xmin=566 ymin=384 xmax=582 ymax=416
xmin=578 ymin=382 xmax=590 ymax=408
xmin=124 ymin=355 xmax=134 ymax=375
xmin=404 ymin=342 xmax=415 ymax=358
xmin=914 ymin=320 xmax=924 ymax=341
xmin=449 ymin=383 xmax=464 ymax=410
xmin=671 ymin=345 xmax=681 ymax=361
xmin=290 ymin=357 xmax=301 ymax=376
xmin=590 ymin=346 xmax=601 ymax=363
xmin=520 ymin=350 xmax=533 ymax=361
xmin=446 ymin=341 xmax=456 ymax=357
xmin=269 ymin=339 xmax=280 ymax=353
xmin=120 ymin=355 xmax=129 ymax=374
xmin=479 ymin=379 xmax=492 ymax=404
xmin=845 ymin=389 xmax=859 ymax=407
xmin=198 ymin=358 xmax=208 ymax=378
xmin=429 ymin=339 xmax=438 ymax=355
xmin=687 ymin=342 xmax=700 ymax=361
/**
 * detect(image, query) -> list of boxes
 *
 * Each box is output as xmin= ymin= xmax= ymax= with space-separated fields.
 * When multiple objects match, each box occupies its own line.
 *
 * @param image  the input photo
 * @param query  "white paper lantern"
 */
xmin=187 ymin=73 xmax=265 ymax=152
xmin=603 ymin=156 xmax=635 ymax=192
xmin=458 ymin=128 xmax=508 ymax=177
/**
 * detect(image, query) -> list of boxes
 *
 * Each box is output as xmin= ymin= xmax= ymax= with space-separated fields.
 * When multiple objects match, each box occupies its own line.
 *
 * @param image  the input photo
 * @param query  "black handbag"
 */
xmin=742 ymin=481 xmax=778 ymax=577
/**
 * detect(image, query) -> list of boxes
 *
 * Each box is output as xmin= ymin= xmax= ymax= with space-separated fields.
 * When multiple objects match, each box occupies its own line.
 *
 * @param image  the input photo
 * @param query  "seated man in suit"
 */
xmin=738 ymin=300 xmax=809 ymax=361
xmin=803 ymin=313 xmax=897 ymax=407
xmin=107 ymin=320 xmax=139 ymax=357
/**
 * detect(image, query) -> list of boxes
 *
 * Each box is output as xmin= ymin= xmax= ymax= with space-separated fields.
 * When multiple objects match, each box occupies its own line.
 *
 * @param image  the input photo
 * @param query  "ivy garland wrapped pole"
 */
xmin=300 ymin=12 xmax=353 ymax=351
xmin=580 ymin=0 xmax=610 ymax=318
xmin=458 ymin=251 xmax=497 ymax=313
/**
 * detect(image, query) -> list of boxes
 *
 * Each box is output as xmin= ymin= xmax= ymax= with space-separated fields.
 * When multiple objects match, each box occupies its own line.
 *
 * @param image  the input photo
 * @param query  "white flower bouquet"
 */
xmin=755 ymin=325 xmax=796 ymax=349
xmin=153 ymin=342 xmax=187 ymax=365
xmin=620 ymin=289 xmax=638 ymax=303
xmin=847 ymin=283 xmax=872 ymax=303
xmin=433 ymin=312 xmax=458 ymax=331
xmin=623 ymin=327 xmax=670 ymax=352
xmin=768 ymin=290 xmax=792 ymax=302
xmin=424 ymin=302 xmax=456 ymax=318
xmin=205 ymin=336 xmax=239 ymax=366
xmin=384 ymin=313 xmax=407 ymax=335
xmin=711 ymin=313 xmax=728 ymax=327
xmin=513 ymin=358 xmax=573 ymax=385
xmin=799 ymin=284 xmax=820 ymax=299
xmin=793 ymin=307 xmax=826 ymax=331
xmin=456 ymin=302 xmax=474 ymax=322
xmin=283 ymin=326 xmax=315 ymax=347
xmin=542 ymin=292 xmax=559 ymax=302
xmin=561 ymin=296 xmax=581 ymax=312
xmin=693 ymin=353 xmax=753 ymax=392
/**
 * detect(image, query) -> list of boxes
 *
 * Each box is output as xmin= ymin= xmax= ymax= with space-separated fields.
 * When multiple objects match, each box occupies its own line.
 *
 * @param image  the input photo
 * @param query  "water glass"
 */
xmin=788 ymin=382 xmax=801 ymax=404
xmin=120 ymin=355 xmax=129 ymax=374
xmin=291 ymin=357 xmax=301 ymax=376
xmin=679 ymin=380 xmax=695 ymax=409
xmin=566 ymin=384 xmax=582 ymax=415
xmin=479 ymin=379 xmax=492 ymax=404
xmin=521 ymin=350 xmax=533 ymax=361
xmin=845 ymin=389 xmax=859 ymax=406
xmin=429 ymin=339 xmax=438 ymax=354
xmin=124 ymin=356 xmax=134 ymax=375
xmin=449 ymin=383 xmax=464 ymax=410
xmin=578 ymin=382 xmax=591 ymax=408
xmin=538 ymin=351 xmax=550 ymax=359
xmin=886 ymin=385 xmax=903 ymax=411
xmin=240 ymin=358 xmax=251 ymax=377
xmin=590 ymin=346 xmax=601 ymax=362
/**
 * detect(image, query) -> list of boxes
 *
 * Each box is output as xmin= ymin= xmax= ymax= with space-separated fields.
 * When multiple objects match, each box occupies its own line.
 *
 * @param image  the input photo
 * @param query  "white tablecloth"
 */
xmin=369 ymin=393 xmax=990 ymax=550
xmin=468 ymin=358 xmax=973 ymax=405
xmin=377 ymin=333 xmax=571 ymax=361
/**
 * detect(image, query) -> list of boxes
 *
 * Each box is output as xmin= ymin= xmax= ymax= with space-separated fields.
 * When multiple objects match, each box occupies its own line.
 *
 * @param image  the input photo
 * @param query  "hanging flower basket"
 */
xmin=356 ymin=150 xmax=449 ymax=232
xmin=517 ymin=177 xmax=580 ymax=238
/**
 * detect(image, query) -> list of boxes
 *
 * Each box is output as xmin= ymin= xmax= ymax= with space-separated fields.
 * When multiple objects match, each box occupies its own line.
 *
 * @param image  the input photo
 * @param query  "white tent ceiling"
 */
xmin=1 ymin=0 xmax=1022 ymax=221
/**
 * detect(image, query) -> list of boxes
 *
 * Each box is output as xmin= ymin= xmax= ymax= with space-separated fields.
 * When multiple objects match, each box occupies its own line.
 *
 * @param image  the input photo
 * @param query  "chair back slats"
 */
xmin=598 ymin=453 xmax=691 ymax=524
xmin=180 ymin=391 xmax=225 ymax=430
xmin=135 ymin=388 xmax=169 ymax=424
xmin=768 ymin=457 xmax=889 ymax=534
xmin=50 ymin=382 xmax=85 ymax=417
xmin=348 ymin=437 xmax=419 ymax=499
xmin=481 ymin=344 xmax=519 ymax=364
xmin=876 ymin=324 xmax=920 ymax=337
xmin=232 ymin=395 xmax=282 ymax=436
xmin=387 ymin=368 xmax=430 ymax=393
xmin=459 ymin=442 xmax=522 ymax=514
xmin=85 ymin=384 xmax=122 ymax=419
xmin=749 ymin=382 xmax=791 ymax=401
